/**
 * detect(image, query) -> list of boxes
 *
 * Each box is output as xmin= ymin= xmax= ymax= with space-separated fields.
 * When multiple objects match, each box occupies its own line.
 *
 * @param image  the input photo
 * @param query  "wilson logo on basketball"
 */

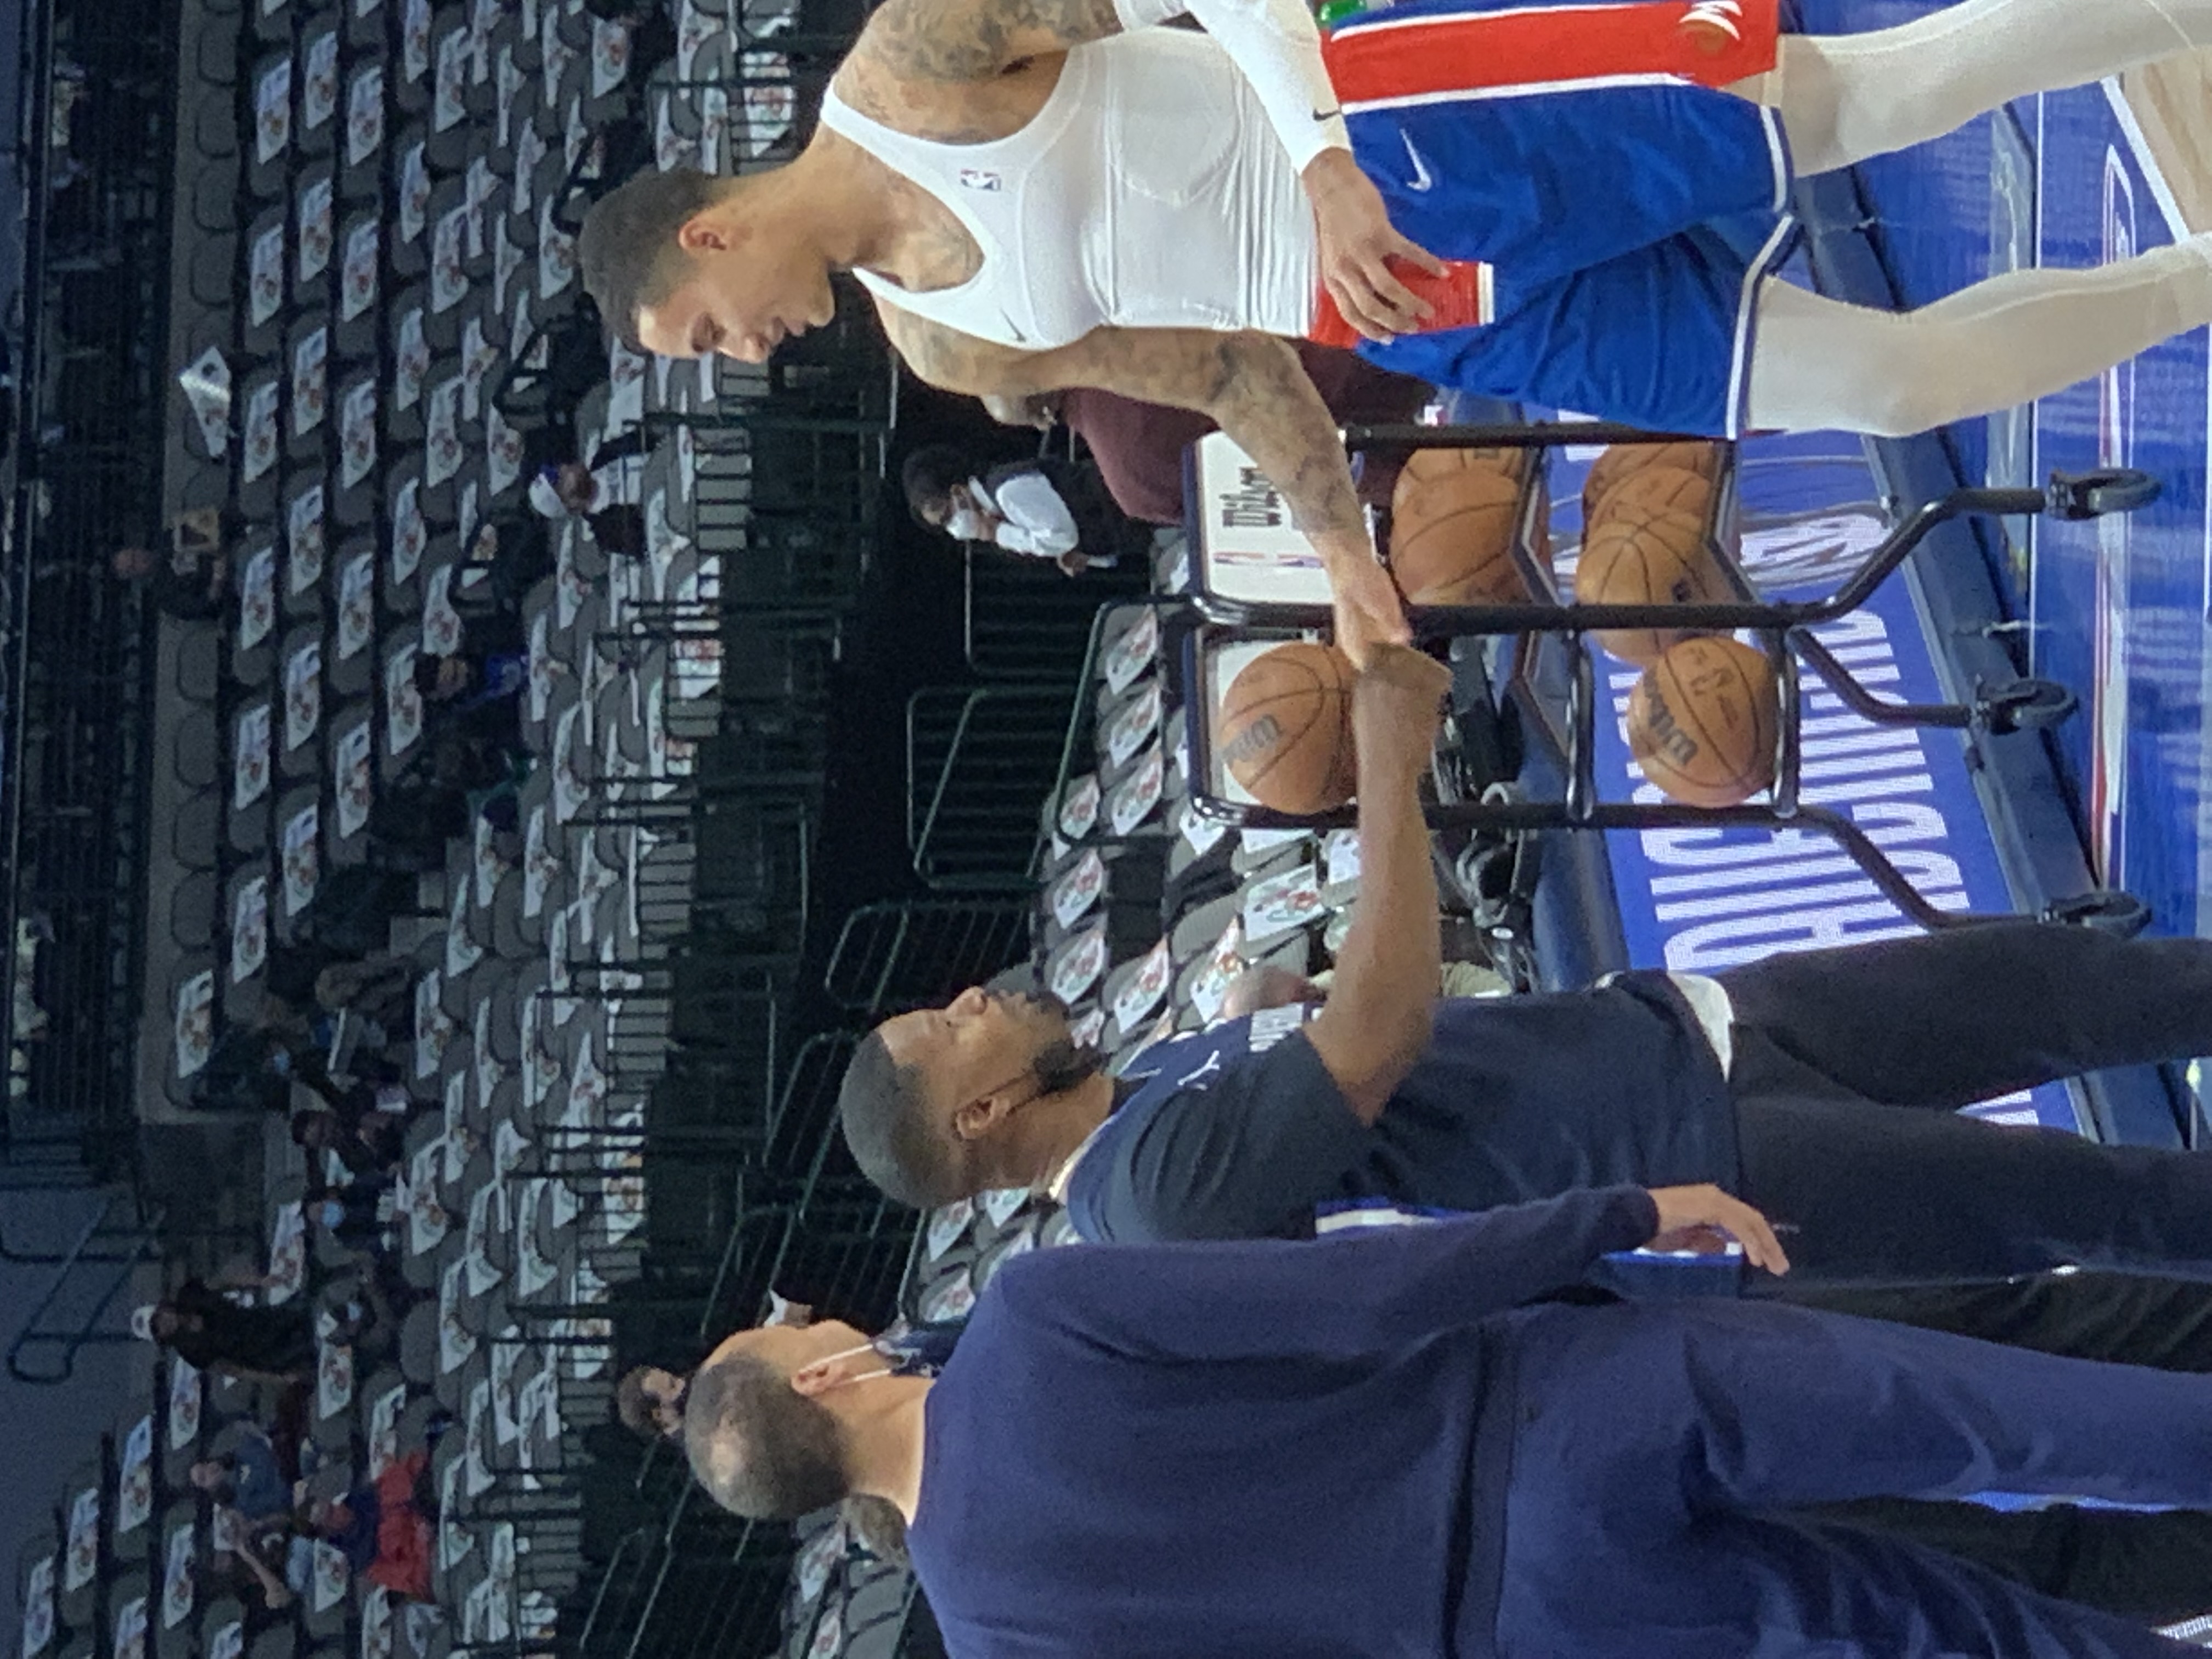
xmin=1626 ymin=636 xmax=1780 ymax=809
xmin=1221 ymin=715 xmax=1283 ymax=769
xmin=1633 ymin=686 xmax=1702 ymax=770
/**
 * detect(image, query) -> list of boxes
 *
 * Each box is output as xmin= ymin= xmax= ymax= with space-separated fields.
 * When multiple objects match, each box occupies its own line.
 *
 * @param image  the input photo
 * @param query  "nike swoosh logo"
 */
xmin=1401 ymin=131 xmax=1434 ymax=192
xmin=1312 ymin=106 xmax=1341 ymax=122
xmin=1001 ymin=313 xmax=1028 ymax=345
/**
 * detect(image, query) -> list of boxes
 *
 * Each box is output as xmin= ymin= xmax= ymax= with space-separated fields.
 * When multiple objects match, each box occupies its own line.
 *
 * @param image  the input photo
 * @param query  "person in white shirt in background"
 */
xmin=902 ymin=443 xmax=1130 ymax=575
xmin=527 ymin=452 xmax=647 ymax=518
xmin=524 ymin=427 xmax=653 ymax=555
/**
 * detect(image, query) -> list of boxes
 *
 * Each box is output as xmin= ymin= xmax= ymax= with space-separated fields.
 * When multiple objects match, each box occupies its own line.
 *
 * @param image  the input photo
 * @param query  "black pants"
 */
xmin=1790 ymin=1272 xmax=2212 ymax=1622
xmin=1712 ymin=926 xmax=2212 ymax=1622
xmin=1718 ymin=923 xmax=2212 ymax=1284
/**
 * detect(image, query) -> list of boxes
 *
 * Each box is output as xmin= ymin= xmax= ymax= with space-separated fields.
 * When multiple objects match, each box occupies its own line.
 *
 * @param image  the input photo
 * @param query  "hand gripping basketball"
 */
xmin=1647 ymin=1183 xmax=1791 ymax=1276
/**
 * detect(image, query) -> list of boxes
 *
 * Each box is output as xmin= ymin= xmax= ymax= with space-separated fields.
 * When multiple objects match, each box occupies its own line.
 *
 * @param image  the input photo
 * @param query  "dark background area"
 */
xmin=0 ymin=11 xmax=136 ymax=1647
xmin=0 ymin=1190 xmax=143 ymax=1647
xmin=817 ymin=376 xmax=1076 ymax=891
xmin=0 ymin=0 xmax=24 ymax=332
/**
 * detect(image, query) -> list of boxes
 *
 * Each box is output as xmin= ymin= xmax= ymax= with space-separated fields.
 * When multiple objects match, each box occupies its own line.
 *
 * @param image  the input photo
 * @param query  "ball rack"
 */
xmin=1176 ymin=420 xmax=2160 ymax=934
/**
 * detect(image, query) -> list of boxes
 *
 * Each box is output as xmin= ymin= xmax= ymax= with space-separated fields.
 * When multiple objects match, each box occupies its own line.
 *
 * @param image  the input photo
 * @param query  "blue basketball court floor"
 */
xmin=1808 ymin=0 xmax=2211 ymax=940
xmin=1716 ymin=2 xmax=2212 ymax=1139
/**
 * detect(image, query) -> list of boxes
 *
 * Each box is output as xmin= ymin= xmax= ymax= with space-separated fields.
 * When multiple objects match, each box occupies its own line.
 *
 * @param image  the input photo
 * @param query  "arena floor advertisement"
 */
xmin=1570 ymin=430 xmax=2086 ymax=1131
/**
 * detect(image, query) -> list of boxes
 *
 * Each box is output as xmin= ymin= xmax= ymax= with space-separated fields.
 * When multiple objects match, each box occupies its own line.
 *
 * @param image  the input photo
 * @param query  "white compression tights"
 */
xmin=1765 ymin=0 xmax=2212 ymax=177
xmin=1738 ymin=0 xmax=2212 ymax=435
xmin=1743 ymin=239 xmax=2212 ymax=437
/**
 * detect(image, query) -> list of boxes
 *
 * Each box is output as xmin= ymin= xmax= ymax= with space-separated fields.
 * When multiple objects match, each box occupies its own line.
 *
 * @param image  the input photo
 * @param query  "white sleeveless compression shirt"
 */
xmin=820 ymin=29 xmax=1320 ymax=351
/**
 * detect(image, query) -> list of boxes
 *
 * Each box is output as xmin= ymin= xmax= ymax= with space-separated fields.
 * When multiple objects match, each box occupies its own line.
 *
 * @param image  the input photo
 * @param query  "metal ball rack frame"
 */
xmin=1176 ymin=420 xmax=2161 ymax=934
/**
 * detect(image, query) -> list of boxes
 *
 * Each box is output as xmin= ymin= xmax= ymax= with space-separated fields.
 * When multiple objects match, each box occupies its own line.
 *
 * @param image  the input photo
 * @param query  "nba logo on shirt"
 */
xmin=959 ymin=167 xmax=1003 ymax=192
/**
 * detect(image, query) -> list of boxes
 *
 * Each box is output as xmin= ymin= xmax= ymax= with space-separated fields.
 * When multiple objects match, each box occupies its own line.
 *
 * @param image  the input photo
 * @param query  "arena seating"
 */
xmin=782 ymin=558 xmax=1467 ymax=1647
xmin=14 ymin=0 xmax=924 ymax=1651
xmin=13 ymin=0 xmax=1457 ymax=1649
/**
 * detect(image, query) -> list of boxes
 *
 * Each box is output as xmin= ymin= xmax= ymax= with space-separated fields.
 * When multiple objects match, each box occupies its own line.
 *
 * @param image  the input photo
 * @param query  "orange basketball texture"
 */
xmin=1582 ymin=441 xmax=1725 ymax=520
xmin=1627 ymin=636 xmax=1781 ymax=808
xmin=1591 ymin=464 xmax=1712 ymax=529
xmin=1573 ymin=503 xmax=1730 ymax=664
xmin=1217 ymin=642 xmax=1359 ymax=814
xmin=1393 ymin=445 xmax=1528 ymax=510
xmin=1387 ymin=469 xmax=1530 ymax=604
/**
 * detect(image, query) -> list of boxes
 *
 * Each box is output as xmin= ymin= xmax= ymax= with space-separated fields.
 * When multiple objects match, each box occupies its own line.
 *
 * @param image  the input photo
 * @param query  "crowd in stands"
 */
xmin=132 ymin=998 xmax=444 ymax=1620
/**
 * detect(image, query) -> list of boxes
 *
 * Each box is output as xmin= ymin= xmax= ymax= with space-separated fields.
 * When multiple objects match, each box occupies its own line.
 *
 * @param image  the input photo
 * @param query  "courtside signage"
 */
xmin=1576 ymin=435 xmax=2080 ymax=1132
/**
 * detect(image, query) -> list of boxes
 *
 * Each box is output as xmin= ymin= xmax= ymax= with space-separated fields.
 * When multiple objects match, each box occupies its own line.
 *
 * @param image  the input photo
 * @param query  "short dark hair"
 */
xmin=837 ymin=1030 xmax=974 ymax=1210
xmin=577 ymin=167 xmax=734 ymax=351
xmin=587 ymin=503 xmax=646 ymax=556
xmin=900 ymin=445 xmax=972 ymax=532
xmin=684 ymin=1353 xmax=848 ymax=1520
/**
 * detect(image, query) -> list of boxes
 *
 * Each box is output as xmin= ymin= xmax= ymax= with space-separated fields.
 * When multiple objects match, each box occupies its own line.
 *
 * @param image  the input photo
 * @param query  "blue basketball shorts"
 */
xmin=1362 ymin=213 xmax=1799 ymax=436
xmin=1323 ymin=0 xmax=1799 ymax=434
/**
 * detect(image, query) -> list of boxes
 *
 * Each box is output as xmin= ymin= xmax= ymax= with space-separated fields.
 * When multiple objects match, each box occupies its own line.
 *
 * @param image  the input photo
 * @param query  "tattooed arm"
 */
xmin=848 ymin=0 xmax=1124 ymax=85
xmin=980 ymin=390 xmax=1060 ymax=429
xmin=881 ymin=304 xmax=1410 ymax=663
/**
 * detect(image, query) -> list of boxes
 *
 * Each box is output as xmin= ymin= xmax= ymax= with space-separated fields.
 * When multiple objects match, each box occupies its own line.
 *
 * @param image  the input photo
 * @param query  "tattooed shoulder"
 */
xmin=852 ymin=0 xmax=1122 ymax=85
xmin=874 ymin=303 xmax=1028 ymax=395
xmin=831 ymin=56 xmax=941 ymax=131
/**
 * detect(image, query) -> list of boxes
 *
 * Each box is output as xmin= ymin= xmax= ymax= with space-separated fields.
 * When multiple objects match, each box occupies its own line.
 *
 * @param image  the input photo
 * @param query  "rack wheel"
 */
xmin=1455 ymin=838 xmax=1517 ymax=922
xmin=2042 ymin=890 xmax=2151 ymax=936
xmin=1978 ymin=678 xmax=2078 ymax=733
xmin=2046 ymin=468 xmax=2162 ymax=520
xmin=1431 ymin=713 xmax=1475 ymax=805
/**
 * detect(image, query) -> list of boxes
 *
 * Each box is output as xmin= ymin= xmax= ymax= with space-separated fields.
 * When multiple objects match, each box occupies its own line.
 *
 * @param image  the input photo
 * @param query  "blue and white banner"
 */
xmin=1563 ymin=432 xmax=2082 ymax=1132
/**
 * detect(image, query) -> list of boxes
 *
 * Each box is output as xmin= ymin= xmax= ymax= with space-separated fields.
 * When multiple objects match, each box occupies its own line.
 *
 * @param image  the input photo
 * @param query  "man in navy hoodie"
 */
xmin=686 ymin=1182 xmax=2212 ymax=1658
xmin=843 ymin=647 xmax=2212 ymax=1286
xmin=837 ymin=643 xmax=2212 ymax=1618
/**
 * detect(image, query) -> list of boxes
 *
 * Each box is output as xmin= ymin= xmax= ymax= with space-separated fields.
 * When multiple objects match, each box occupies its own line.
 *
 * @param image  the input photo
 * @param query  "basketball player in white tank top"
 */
xmin=620 ymin=0 xmax=1440 ymax=663
xmin=587 ymin=0 xmax=2212 ymax=665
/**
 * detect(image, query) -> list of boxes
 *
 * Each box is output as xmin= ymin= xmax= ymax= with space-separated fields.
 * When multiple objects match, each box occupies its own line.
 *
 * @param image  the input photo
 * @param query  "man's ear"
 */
xmin=676 ymin=210 xmax=737 ymax=256
xmin=949 ymin=1086 xmax=1024 ymax=1144
xmin=791 ymin=1351 xmax=878 ymax=1398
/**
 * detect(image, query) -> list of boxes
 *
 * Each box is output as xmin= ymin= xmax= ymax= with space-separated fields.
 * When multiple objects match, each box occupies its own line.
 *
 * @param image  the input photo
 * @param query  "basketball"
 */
xmin=1582 ymin=441 xmax=1725 ymax=520
xmin=1394 ymin=445 xmax=1528 ymax=507
xmin=1592 ymin=463 xmax=1712 ymax=529
xmin=1572 ymin=502 xmax=1730 ymax=663
xmin=1387 ymin=468 xmax=1530 ymax=605
xmin=1216 ymin=641 xmax=1359 ymax=814
xmin=1626 ymin=635 xmax=1781 ymax=808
